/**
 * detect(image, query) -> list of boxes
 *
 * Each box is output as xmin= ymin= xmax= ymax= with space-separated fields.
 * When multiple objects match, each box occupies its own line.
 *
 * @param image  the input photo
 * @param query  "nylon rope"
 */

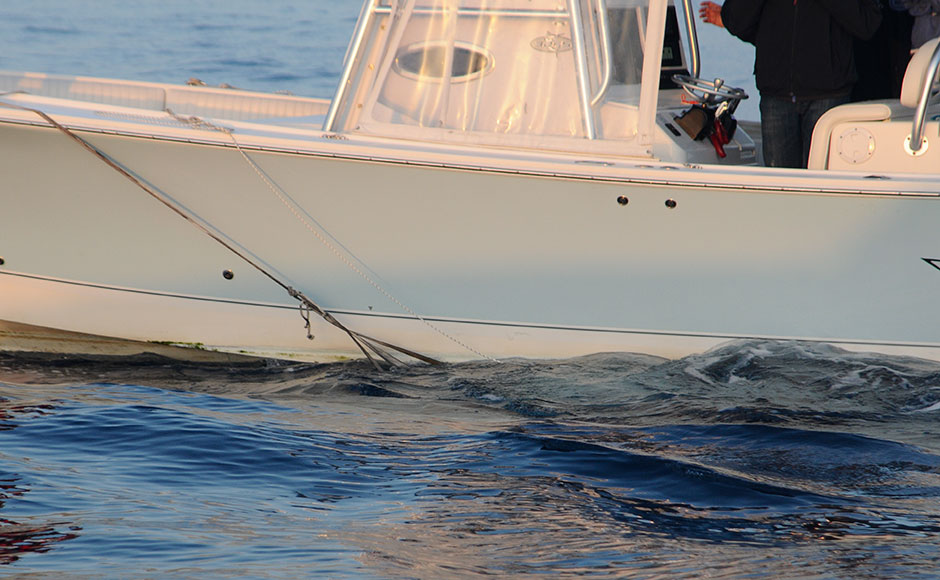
xmin=164 ymin=110 xmax=499 ymax=363
xmin=0 ymin=97 xmax=439 ymax=369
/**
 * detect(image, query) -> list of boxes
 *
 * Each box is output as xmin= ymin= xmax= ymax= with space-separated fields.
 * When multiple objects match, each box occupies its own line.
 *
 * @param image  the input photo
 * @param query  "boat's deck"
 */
xmin=738 ymin=120 xmax=762 ymax=164
xmin=1 ymin=71 xmax=938 ymax=196
xmin=0 ymin=70 xmax=331 ymax=122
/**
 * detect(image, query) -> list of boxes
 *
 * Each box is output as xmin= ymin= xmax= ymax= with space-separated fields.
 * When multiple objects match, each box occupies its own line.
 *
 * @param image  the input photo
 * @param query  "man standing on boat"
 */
xmin=699 ymin=0 xmax=883 ymax=168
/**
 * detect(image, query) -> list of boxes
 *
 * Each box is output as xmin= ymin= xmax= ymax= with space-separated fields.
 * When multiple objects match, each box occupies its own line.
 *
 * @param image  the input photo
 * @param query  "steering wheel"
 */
xmin=671 ymin=74 xmax=748 ymax=106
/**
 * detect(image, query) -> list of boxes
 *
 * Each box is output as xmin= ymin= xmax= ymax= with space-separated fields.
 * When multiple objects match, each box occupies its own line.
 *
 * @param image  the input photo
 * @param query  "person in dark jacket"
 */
xmin=904 ymin=0 xmax=940 ymax=48
xmin=700 ymin=0 xmax=883 ymax=167
xmin=852 ymin=0 xmax=912 ymax=101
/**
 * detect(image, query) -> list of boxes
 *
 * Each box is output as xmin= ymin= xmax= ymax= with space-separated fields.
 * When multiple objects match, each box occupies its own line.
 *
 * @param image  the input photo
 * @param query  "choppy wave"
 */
xmin=1 ymin=340 xmax=939 ymax=577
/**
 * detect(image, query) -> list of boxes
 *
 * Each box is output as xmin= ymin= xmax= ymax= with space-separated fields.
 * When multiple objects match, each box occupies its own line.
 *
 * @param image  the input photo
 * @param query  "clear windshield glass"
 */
xmin=331 ymin=0 xmax=656 ymax=148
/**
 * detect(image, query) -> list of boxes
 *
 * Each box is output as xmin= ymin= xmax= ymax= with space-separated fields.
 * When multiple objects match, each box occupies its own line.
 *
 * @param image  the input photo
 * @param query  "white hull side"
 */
xmin=2 ymin=121 xmax=939 ymax=362
xmin=5 ymin=271 xmax=939 ymax=363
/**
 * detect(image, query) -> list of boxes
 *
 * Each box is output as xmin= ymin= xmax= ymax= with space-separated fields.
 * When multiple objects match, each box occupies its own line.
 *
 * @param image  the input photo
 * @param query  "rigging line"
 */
xmin=166 ymin=111 xmax=500 ymax=364
xmin=3 ymin=100 xmax=435 ymax=369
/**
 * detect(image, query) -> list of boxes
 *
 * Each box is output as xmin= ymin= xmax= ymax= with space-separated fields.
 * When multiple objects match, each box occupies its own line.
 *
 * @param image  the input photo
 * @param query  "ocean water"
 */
xmin=2 ymin=342 xmax=939 ymax=577
xmin=1 ymin=2 xmax=938 ymax=578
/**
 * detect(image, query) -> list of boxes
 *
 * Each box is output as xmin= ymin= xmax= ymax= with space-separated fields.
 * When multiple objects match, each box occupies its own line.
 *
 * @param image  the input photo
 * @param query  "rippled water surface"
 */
xmin=2 ymin=341 xmax=939 ymax=577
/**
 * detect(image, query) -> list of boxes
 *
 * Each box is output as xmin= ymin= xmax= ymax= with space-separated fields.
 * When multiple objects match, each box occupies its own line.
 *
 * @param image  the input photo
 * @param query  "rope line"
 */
xmin=165 ymin=110 xmax=498 ymax=363
xmin=0 ymin=98 xmax=439 ymax=369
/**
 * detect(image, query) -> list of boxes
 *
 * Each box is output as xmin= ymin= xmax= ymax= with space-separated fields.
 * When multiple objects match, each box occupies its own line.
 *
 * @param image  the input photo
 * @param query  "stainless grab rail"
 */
xmin=590 ymin=0 xmax=612 ymax=107
xmin=681 ymin=0 xmax=700 ymax=79
xmin=908 ymin=40 xmax=940 ymax=155
xmin=324 ymin=0 xmax=379 ymax=131
xmin=570 ymin=0 xmax=598 ymax=139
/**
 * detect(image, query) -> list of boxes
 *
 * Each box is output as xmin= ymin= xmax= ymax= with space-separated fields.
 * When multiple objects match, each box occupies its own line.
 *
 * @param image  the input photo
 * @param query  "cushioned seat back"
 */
xmin=900 ymin=36 xmax=940 ymax=108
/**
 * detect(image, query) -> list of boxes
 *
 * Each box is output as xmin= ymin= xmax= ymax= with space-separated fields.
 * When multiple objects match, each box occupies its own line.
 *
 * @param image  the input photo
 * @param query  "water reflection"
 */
xmin=0 ymin=478 xmax=79 ymax=565
xmin=1 ymin=519 xmax=80 ymax=565
xmin=338 ymin=461 xmax=940 ymax=579
xmin=0 ymin=398 xmax=80 ymax=565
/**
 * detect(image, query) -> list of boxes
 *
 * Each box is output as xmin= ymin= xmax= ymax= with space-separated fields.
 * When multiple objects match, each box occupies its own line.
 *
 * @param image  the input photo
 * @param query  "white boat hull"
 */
xmin=2 ymin=116 xmax=939 ymax=362
xmin=5 ymin=269 xmax=940 ymax=363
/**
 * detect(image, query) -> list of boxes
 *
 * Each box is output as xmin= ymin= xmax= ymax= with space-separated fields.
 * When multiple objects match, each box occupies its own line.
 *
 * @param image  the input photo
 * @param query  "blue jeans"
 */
xmin=759 ymin=95 xmax=851 ymax=168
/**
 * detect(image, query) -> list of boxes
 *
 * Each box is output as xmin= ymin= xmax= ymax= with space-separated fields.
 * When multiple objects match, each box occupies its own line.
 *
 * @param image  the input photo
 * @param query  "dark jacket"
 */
xmin=722 ymin=0 xmax=883 ymax=100
xmin=904 ymin=0 xmax=940 ymax=47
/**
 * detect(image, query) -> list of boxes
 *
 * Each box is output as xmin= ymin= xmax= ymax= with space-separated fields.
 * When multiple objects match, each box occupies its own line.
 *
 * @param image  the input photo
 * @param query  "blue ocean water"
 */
xmin=1 ymin=342 xmax=939 ymax=577
xmin=0 ymin=2 xmax=937 ymax=577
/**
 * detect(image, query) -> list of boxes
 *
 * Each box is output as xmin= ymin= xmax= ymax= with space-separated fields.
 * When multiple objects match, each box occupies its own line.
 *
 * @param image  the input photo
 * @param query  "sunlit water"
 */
xmin=2 ymin=342 xmax=939 ymax=577
xmin=1 ymin=2 xmax=937 ymax=577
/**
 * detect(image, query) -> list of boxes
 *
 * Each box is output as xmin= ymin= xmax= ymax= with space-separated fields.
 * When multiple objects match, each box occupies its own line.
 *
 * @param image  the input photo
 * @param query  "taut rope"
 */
xmin=167 ymin=110 xmax=497 ymax=363
xmin=0 ymin=99 xmax=441 ymax=369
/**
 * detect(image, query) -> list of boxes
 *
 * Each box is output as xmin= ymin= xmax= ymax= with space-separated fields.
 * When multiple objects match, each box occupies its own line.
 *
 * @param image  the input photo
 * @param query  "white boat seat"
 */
xmin=900 ymin=36 xmax=940 ymax=108
xmin=806 ymin=36 xmax=940 ymax=171
xmin=806 ymin=101 xmax=907 ymax=170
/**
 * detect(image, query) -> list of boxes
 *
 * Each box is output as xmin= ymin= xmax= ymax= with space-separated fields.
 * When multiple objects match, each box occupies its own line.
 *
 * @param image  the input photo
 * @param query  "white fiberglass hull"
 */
xmin=1 ymin=105 xmax=939 ymax=363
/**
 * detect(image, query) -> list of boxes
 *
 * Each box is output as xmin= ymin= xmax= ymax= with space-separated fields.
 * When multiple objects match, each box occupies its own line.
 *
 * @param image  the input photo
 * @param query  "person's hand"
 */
xmin=699 ymin=1 xmax=724 ymax=27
